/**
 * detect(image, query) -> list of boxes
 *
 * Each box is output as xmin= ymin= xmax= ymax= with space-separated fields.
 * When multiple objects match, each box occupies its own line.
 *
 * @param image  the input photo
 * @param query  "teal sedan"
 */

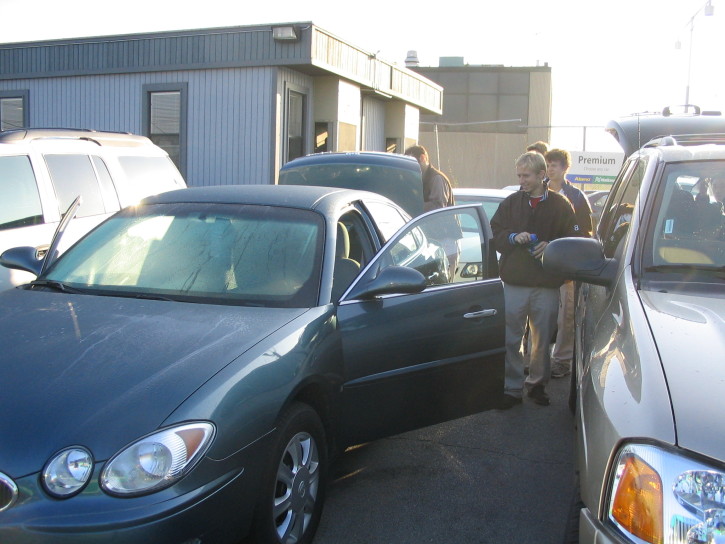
xmin=0 ymin=185 xmax=504 ymax=544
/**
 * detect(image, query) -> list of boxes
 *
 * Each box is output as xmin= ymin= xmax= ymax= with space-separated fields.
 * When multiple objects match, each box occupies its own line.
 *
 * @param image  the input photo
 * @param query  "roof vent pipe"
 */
xmin=405 ymin=50 xmax=420 ymax=67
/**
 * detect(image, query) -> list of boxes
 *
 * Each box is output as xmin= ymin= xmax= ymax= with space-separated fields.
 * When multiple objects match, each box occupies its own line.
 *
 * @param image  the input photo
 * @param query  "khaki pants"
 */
xmin=552 ymin=280 xmax=575 ymax=366
xmin=503 ymin=283 xmax=559 ymax=397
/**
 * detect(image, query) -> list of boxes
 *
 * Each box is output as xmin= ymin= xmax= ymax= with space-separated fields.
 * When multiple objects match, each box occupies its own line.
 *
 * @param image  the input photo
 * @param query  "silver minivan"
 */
xmin=0 ymin=129 xmax=186 ymax=290
xmin=545 ymin=110 xmax=725 ymax=544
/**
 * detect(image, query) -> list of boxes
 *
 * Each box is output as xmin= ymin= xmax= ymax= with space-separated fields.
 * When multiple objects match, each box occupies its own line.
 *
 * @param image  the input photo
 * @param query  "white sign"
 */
xmin=566 ymin=151 xmax=624 ymax=187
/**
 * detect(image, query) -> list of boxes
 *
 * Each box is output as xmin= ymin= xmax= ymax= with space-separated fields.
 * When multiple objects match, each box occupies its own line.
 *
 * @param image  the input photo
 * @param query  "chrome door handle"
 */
xmin=463 ymin=309 xmax=497 ymax=319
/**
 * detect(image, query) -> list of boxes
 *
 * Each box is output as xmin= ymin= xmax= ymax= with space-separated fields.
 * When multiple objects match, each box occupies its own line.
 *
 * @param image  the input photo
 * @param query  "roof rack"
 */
xmin=0 ymin=128 xmax=153 ymax=147
xmin=643 ymin=133 xmax=725 ymax=148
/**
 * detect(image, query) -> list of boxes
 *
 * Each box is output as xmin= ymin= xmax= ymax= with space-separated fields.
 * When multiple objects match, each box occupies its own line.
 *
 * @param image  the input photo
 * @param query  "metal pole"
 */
xmin=686 ymin=17 xmax=694 ymax=112
xmin=434 ymin=124 xmax=440 ymax=167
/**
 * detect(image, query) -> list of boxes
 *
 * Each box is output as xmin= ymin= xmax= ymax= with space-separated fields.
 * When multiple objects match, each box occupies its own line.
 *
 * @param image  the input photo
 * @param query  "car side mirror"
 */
xmin=0 ymin=246 xmax=44 ymax=277
xmin=347 ymin=265 xmax=427 ymax=300
xmin=543 ymin=237 xmax=617 ymax=287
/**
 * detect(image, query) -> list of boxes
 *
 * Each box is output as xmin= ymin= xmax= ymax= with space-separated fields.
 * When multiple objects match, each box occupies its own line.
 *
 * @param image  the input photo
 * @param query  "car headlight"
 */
xmin=606 ymin=442 xmax=725 ymax=544
xmin=42 ymin=447 xmax=94 ymax=498
xmin=100 ymin=422 xmax=215 ymax=496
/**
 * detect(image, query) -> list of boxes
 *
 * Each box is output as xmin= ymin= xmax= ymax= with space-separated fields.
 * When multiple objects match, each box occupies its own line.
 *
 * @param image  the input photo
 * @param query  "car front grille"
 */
xmin=0 ymin=472 xmax=18 ymax=512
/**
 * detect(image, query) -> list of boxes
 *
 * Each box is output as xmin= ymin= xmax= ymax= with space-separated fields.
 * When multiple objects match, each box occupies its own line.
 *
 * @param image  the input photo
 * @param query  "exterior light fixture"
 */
xmin=272 ymin=26 xmax=299 ymax=42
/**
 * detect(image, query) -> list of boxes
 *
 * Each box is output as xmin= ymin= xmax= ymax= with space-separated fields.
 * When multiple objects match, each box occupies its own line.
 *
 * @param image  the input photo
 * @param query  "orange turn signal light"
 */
xmin=610 ymin=453 xmax=664 ymax=544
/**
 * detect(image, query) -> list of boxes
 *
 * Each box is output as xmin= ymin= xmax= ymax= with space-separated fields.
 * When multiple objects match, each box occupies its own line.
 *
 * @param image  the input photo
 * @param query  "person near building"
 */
xmin=545 ymin=149 xmax=593 ymax=379
xmin=404 ymin=145 xmax=455 ymax=211
xmin=526 ymin=141 xmax=549 ymax=156
xmin=404 ymin=145 xmax=460 ymax=276
xmin=491 ymin=151 xmax=580 ymax=408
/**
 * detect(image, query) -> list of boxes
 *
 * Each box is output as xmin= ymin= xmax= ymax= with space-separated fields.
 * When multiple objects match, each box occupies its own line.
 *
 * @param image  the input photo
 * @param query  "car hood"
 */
xmin=0 ymin=289 xmax=307 ymax=477
xmin=640 ymin=290 xmax=725 ymax=461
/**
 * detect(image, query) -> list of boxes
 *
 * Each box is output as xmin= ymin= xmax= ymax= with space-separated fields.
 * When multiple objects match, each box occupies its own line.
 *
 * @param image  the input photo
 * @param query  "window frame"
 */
xmin=0 ymin=90 xmax=29 ymax=131
xmin=142 ymin=83 xmax=188 ymax=178
xmin=283 ymin=84 xmax=310 ymax=163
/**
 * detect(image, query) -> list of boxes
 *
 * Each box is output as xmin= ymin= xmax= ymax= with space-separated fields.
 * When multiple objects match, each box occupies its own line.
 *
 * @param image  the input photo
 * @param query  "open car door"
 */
xmin=337 ymin=204 xmax=505 ymax=446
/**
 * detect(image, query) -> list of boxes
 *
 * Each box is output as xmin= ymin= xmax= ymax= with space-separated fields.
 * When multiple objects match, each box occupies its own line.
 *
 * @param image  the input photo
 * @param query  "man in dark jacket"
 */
xmin=405 ymin=145 xmax=459 ymax=274
xmin=491 ymin=151 xmax=580 ymax=408
xmin=404 ymin=145 xmax=455 ymax=212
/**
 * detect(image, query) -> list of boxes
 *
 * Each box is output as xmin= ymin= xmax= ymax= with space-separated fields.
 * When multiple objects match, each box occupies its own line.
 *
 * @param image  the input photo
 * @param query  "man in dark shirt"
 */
xmin=491 ymin=151 xmax=581 ymax=408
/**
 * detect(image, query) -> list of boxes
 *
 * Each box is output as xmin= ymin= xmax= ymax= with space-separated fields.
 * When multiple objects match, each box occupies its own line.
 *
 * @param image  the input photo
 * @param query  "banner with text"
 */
xmin=566 ymin=151 xmax=624 ymax=187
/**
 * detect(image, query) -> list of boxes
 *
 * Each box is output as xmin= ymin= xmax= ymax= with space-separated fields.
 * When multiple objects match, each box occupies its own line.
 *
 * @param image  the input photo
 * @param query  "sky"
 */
xmin=2 ymin=0 xmax=724 ymax=152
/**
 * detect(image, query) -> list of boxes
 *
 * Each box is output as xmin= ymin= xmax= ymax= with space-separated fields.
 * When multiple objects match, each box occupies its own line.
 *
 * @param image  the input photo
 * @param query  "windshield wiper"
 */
xmin=27 ymin=279 xmax=88 ymax=294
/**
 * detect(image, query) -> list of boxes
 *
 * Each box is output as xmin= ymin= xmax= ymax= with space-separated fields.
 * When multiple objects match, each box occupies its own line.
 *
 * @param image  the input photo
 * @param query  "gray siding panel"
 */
xmin=0 ymin=67 xmax=278 ymax=186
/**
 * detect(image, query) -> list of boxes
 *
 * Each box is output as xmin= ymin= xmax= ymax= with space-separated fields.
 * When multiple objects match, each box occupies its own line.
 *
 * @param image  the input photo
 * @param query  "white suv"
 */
xmin=0 ymin=129 xmax=186 ymax=290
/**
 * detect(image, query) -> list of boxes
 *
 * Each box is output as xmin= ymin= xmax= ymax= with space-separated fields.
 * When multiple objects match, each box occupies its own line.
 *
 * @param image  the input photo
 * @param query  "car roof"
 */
xmin=280 ymin=151 xmax=420 ymax=172
xmin=453 ymin=187 xmax=515 ymax=198
xmin=0 ymin=128 xmax=155 ymax=148
xmin=141 ymin=184 xmax=392 ymax=214
xmin=606 ymin=107 xmax=725 ymax=156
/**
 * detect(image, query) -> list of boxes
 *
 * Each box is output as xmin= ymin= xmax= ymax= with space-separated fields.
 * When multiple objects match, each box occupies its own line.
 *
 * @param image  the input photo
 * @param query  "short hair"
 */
xmin=404 ymin=145 xmax=428 ymax=160
xmin=516 ymin=151 xmax=546 ymax=174
xmin=545 ymin=148 xmax=571 ymax=169
xmin=526 ymin=141 xmax=549 ymax=155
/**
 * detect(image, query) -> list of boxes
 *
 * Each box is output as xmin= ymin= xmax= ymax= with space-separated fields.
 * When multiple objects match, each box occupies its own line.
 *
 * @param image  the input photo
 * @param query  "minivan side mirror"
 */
xmin=543 ymin=237 xmax=617 ymax=287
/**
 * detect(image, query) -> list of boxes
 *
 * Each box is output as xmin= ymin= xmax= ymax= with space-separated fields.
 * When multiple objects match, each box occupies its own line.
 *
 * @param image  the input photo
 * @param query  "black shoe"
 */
xmin=527 ymin=385 xmax=550 ymax=406
xmin=498 ymin=394 xmax=523 ymax=409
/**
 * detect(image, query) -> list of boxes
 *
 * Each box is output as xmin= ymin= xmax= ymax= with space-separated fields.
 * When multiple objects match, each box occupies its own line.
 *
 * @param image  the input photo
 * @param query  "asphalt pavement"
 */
xmin=315 ymin=375 xmax=576 ymax=544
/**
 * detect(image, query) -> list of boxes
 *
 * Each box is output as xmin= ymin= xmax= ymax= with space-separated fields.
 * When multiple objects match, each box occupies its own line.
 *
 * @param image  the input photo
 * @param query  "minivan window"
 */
xmin=45 ymin=154 xmax=106 ymax=218
xmin=0 ymin=155 xmax=43 ymax=231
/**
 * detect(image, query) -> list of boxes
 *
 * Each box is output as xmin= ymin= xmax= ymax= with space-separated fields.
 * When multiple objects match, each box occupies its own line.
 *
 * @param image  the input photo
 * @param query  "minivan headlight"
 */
xmin=100 ymin=422 xmax=214 ymax=496
xmin=606 ymin=443 xmax=725 ymax=544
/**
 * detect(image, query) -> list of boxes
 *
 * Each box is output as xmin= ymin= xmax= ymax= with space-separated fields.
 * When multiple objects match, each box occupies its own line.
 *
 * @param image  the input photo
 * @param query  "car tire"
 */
xmin=253 ymin=402 xmax=328 ymax=544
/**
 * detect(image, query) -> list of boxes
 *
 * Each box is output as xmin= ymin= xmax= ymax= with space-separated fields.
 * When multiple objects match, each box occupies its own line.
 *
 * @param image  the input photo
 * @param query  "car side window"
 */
xmin=45 ymin=154 xmax=107 ymax=218
xmin=600 ymin=158 xmax=646 ymax=258
xmin=362 ymin=200 xmax=409 ymax=242
xmin=362 ymin=207 xmax=484 ymax=288
xmin=0 ymin=155 xmax=44 ymax=231
xmin=332 ymin=210 xmax=375 ymax=300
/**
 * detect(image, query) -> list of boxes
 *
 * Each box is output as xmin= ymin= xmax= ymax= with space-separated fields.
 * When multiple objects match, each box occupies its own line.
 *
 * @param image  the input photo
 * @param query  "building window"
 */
xmin=287 ymin=90 xmax=306 ymax=162
xmin=0 ymin=92 xmax=28 ymax=130
xmin=143 ymin=84 xmax=187 ymax=176
xmin=315 ymin=122 xmax=330 ymax=153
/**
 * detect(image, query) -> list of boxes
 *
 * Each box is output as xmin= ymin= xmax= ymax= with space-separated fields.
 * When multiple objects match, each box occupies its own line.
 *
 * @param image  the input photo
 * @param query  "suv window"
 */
xmin=643 ymin=161 xmax=725 ymax=282
xmin=117 ymin=156 xmax=183 ymax=203
xmin=0 ymin=155 xmax=43 ymax=231
xmin=600 ymin=158 xmax=646 ymax=258
xmin=45 ymin=154 xmax=106 ymax=218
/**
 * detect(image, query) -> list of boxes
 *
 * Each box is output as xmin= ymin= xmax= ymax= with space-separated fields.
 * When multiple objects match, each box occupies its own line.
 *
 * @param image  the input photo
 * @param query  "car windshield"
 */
xmin=643 ymin=161 xmax=725 ymax=285
xmin=44 ymin=202 xmax=324 ymax=307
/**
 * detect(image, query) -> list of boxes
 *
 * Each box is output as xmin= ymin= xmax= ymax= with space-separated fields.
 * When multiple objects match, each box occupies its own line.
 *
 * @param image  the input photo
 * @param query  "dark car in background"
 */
xmin=279 ymin=151 xmax=424 ymax=217
xmin=0 ymin=184 xmax=505 ymax=544
xmin=544 ymin=108 xmax=725 ymax=544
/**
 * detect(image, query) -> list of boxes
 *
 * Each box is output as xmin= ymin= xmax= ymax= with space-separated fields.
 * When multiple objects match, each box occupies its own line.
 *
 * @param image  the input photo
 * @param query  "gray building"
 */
xmin=411 ymin=57 xmax=552 ymax=189
xmin=0 ymin=23 xmax=442 ymax=186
